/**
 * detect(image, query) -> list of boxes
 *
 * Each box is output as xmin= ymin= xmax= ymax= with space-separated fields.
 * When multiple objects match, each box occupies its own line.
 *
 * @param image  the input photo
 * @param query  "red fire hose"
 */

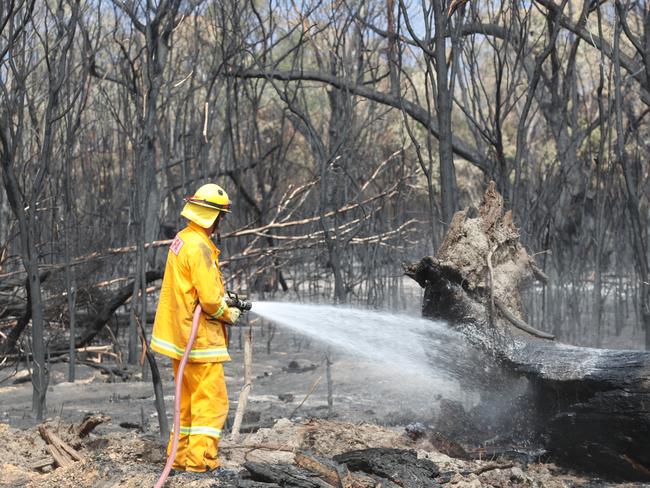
xmin=154 ymin=304 xmax=202 ymax=488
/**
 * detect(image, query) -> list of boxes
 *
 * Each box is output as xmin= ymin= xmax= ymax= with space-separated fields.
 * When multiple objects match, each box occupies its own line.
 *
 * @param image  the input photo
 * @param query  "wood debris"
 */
xmin=29 ymin=456 xmax=55 ymax=471
xmin=294 ymin=452 xmax=377 ymax=488
xmin=37 ymin=426 xmax=84 ymax=469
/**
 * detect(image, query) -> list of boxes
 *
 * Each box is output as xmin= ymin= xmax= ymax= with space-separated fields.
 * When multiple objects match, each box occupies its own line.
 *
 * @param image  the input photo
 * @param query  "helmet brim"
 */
xmin=181 ymin=202 xmax=221 ymax=228
xmin=184 ymin=196 xmax=231 ymax=212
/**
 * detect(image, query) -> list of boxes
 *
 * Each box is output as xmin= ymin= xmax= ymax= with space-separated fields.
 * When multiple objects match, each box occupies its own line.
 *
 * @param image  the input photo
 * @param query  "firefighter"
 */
xmin=151 ymin=183 xmax=240 ymax=474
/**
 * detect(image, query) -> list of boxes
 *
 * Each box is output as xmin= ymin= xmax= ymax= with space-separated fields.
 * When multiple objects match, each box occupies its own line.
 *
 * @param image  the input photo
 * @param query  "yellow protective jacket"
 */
xmin=151 ymin=222 xmax=235 ymax=363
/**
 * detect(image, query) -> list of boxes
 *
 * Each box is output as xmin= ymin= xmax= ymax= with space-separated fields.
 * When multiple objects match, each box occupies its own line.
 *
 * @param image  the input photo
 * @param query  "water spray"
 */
xmin=250 ymin=301 xmax=470 ymax=399
xmin=154 ymin=293 xmax=252 ymax=488
xmin=251 ymin=302 xmax=536 ymax=447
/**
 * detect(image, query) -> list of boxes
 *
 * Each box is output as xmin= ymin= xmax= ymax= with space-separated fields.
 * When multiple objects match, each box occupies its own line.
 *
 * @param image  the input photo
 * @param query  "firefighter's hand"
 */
xmin=227 ymin=307 xmax=241 ymax=325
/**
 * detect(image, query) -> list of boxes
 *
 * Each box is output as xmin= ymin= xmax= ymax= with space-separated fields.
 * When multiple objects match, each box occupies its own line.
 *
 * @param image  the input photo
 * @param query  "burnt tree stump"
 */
xmin=405 ymin=182 xmax=650 ymax=481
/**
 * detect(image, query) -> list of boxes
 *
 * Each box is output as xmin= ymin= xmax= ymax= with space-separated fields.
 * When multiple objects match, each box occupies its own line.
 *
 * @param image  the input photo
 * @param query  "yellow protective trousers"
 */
xmin=167 ymin=359 xmax=229 ymax=472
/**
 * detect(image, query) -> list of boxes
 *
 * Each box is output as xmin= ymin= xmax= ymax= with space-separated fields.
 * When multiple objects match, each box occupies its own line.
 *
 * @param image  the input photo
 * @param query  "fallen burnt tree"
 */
xmin=74 ymin=269 xmax=163 ymax=348
xmin=0 ymin=269 xmax=163 ymax=358
xmin=405 ymin=182 xmax=650 ymax=481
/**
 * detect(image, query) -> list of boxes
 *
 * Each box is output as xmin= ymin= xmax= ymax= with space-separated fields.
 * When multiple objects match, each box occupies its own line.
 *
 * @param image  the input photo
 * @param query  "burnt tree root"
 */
xmin=405 ymin=182 xmax=650 ymax=481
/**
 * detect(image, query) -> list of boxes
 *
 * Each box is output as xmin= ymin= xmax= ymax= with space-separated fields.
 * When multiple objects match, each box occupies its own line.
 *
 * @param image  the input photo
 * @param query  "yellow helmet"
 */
xmin=180 ymin=183 xmax=231 ymax=228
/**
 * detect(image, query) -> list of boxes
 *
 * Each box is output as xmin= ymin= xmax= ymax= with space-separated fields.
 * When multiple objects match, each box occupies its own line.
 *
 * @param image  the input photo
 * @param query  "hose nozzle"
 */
xmin=226 ymin=291 xmax=252 ymax=312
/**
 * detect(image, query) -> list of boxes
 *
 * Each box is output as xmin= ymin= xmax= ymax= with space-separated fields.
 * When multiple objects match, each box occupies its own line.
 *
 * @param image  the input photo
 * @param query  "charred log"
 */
xmin=244 ymin=449 xmax=440 ymax=488
xmin=237 ymin=481 xmax=282 ymax=488
xmin=333 ymin=448 xmax=440 ymax=487
xmin=406 ymin=182 xmax=650 ymax=481
xmin=244 ymin=461 xmax=335 ymax=487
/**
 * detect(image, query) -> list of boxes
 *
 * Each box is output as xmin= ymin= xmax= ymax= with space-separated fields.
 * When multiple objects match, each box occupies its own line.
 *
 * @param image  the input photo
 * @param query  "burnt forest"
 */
xmin=0 ymin=0 xmax=649 ymax=487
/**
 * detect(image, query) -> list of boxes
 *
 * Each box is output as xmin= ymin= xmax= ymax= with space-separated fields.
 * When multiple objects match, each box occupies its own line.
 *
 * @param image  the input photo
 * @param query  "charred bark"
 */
xmin=333 ymin=448 xmax=440 ymax=487
xmin=244 ymin=449 xmax=440 ymax=488
xmin=406 ymin=182 xmax=650 ymax=481
xmin=244 ymin=462 xmax=335 ymax=487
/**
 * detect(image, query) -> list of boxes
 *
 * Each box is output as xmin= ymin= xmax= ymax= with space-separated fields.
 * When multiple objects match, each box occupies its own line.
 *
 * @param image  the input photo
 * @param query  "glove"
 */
xmin=227 ymin=307 xmax=241 ymax=325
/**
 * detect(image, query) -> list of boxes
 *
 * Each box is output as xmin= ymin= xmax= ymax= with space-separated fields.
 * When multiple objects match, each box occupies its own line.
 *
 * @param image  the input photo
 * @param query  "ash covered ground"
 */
xmin=0 ymin=320 xmax=645 ymax=487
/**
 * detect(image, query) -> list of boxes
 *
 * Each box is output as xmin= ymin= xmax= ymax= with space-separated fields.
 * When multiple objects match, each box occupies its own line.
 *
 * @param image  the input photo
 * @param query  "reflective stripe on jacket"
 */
xmin=151 ymin=222 xmax=234 ymax=363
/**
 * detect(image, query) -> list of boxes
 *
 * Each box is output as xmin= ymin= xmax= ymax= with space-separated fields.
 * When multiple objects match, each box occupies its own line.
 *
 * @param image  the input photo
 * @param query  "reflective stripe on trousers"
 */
xmin=172 ymin=425 xmax=223 ymax=437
